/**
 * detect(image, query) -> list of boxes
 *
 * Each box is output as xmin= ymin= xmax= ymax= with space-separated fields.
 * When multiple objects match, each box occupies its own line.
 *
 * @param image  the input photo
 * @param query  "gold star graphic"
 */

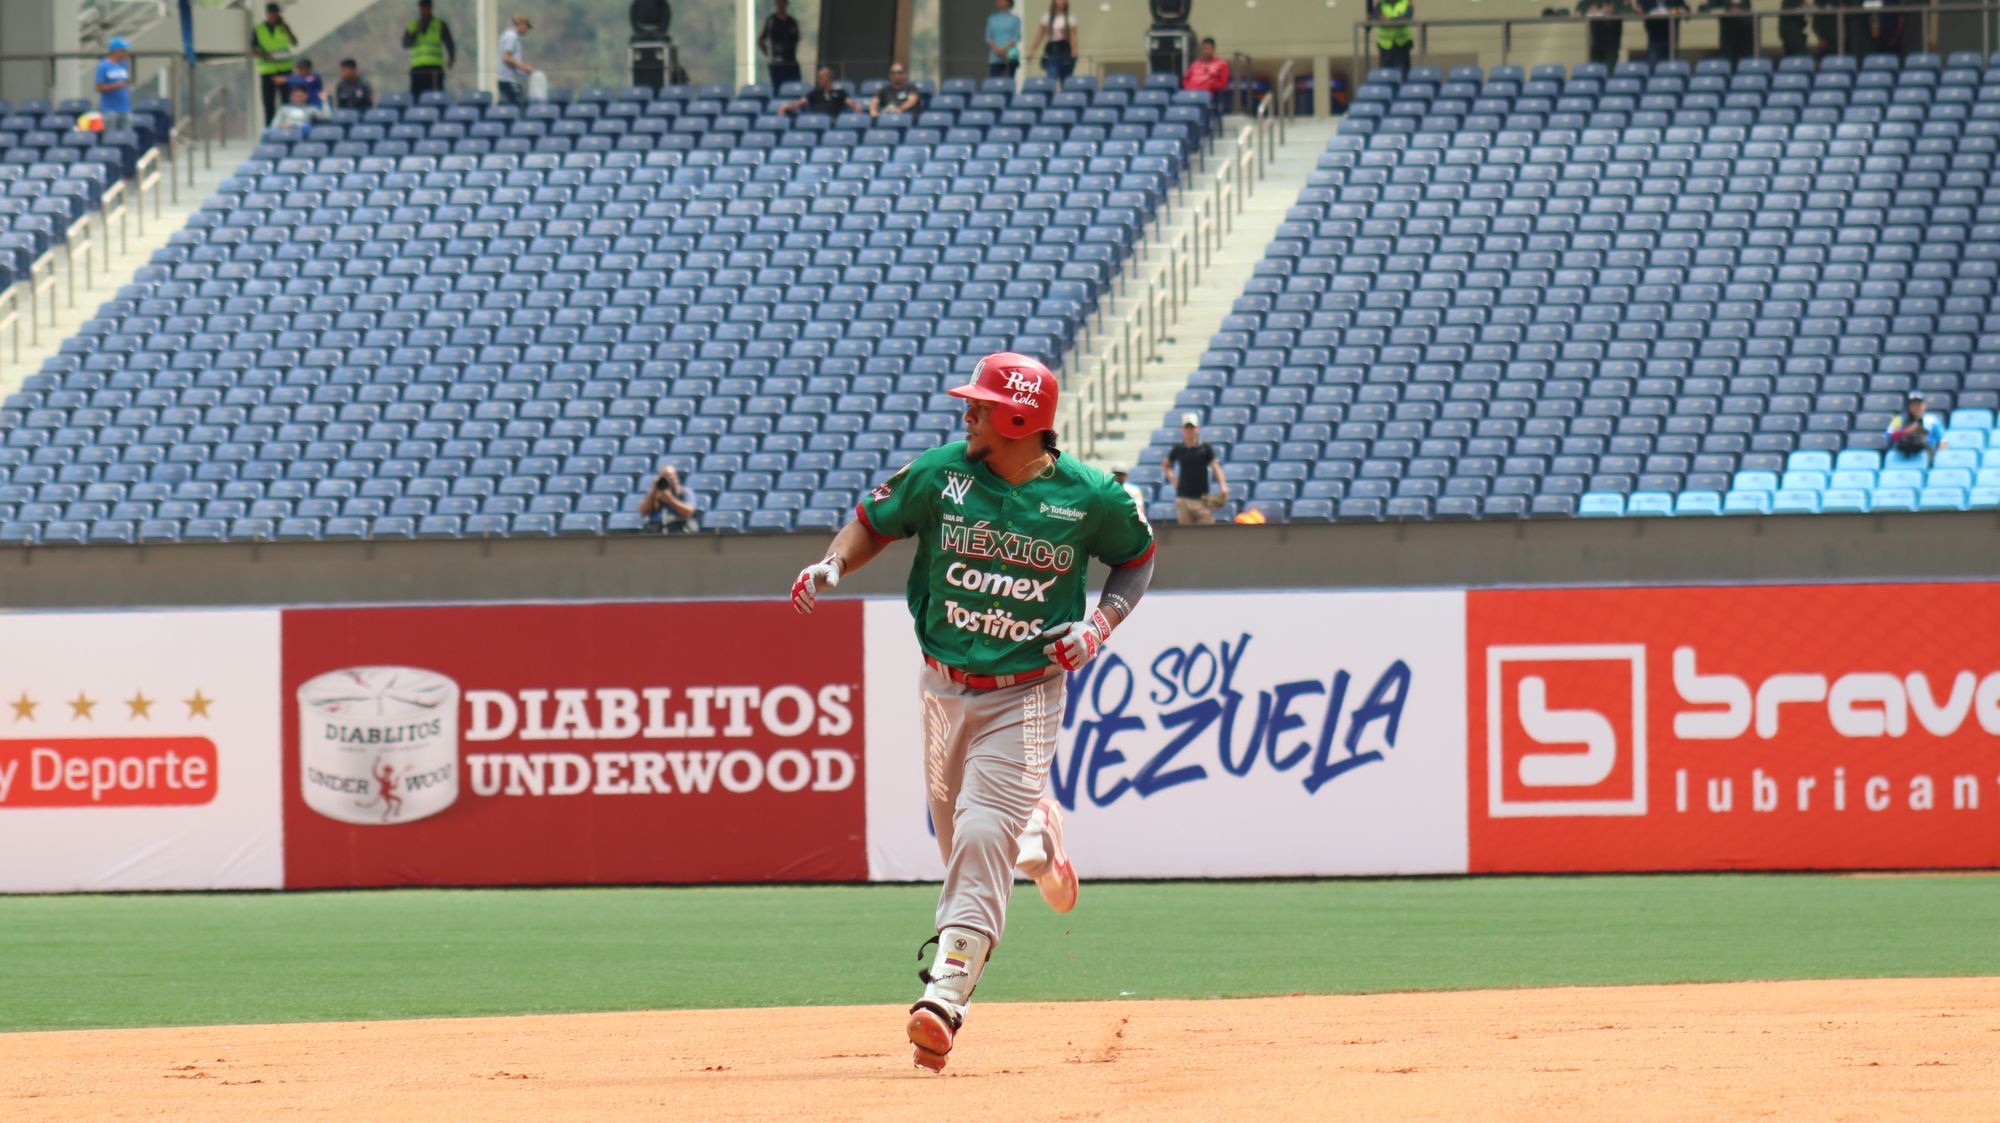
xmin=184 ymin=690 xmax=214 ymax=719
xmin=8 ymin=693 xmax=34 ymax=721
xmin=68 ymin=692 xmax=96 ymax=720
xmin=126 ymin=692 xmax=155 ymax=720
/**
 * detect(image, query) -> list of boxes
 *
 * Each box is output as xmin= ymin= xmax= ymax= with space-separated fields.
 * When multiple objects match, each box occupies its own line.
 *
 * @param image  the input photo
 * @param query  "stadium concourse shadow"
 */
xmin=1 ymin=511 xmax=1999 ymax=609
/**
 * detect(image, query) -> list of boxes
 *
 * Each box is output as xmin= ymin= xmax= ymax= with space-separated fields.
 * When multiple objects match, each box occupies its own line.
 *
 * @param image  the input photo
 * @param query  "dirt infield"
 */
xmin=6 ymin=978 xmax=1997 ymax=1120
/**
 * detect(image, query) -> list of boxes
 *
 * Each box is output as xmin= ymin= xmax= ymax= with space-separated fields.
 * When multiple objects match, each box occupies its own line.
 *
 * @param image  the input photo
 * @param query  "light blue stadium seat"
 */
xmin=1820 ymin=489 xmax=1869 ymax=513
xmin=1625 ymin=491 xmax=1673 ymax=517
xmin=1723 ymin=492 xmax=1772 ymax=515
xmin=1577 ymin=492 xmax=1623 ymax=517
xmin=1868 ymin=489 xmax=1918 ymax=512
xmin=1918 ymin=489 xmax=1968 ymax=511
xmin=1771 ymin=490 xmax=1822 ymax=514
xmin=1673 ymin=491 xmax=1722 ymax=516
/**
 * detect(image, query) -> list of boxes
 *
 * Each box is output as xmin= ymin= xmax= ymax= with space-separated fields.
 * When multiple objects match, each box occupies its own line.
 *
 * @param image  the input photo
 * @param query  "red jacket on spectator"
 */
xmin=1184 ymin=57 xmax=1230 ymax=94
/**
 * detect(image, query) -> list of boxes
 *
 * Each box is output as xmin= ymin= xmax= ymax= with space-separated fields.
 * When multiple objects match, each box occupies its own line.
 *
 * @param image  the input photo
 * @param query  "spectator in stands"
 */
xmin=498 ymin=14 xmax=535 ymax=109
xmin=403 ymin=0 xmax=457 ymax=96
xmin=1182 ymin=38 xmax=1231 ymax=113
xmin=1576 ymin=0 xmax=1630 ymax=66
xmin=252 ymin=4 xmax=299 ymax=126
xmin=760 ymin=0 xmax=804 ymax=88
xmin=986 ymin=0 xmax=1023 ymax=80
xmin=1885 ymin=392 xmax=1944 ymax=466
xmin=288 ymin=58 xmax=325 ymax=109
xmin=335 ymin=59 xmax=376 ymax=110
xmin=639 ymin=464 xmax=700 ymax=533
xmin=1111 ymin=466 xmax=1147 ymax=512
xmin=1778 ymin=0 xmax=1809 ymax=55
xmin=1701 ymin=0 xmax=1754 ymax=60
xmin=779 ymin=68 xmax=856 ymax=117
xmin=271 ymin=85 xmax=328 ymax=129
xmin=1031 ymin=0 xmax=1079 ymax=83
xmin=872 ymin=63 xmax=922 ymax=118
xmin=1369 ymin=0 xmax=1414 ymax=73
xmin=1638 ymin=0 xmax=1685 ymax=62
xmin=1162 ymin=415 xmax=1229 ymax=525
xmin=94 ymin=39 xmax=134 ymax=133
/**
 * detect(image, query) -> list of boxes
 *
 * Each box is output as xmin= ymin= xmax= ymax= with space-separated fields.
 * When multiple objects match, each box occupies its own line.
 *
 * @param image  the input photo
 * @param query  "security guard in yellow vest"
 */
xmin=402 ymin=0 xmax=458 ymax=96
xmin=1373 ymin=0 xmax=1414 ymax=72
xmin=252 ymin=3 xmax=299 ymax=124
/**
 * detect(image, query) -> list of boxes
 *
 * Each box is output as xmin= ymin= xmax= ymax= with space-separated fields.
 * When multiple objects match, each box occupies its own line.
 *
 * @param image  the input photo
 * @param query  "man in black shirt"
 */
xmin=779 ymin=67 xmax=855 ymax=117
xmin=1162 ymin=414 xmax=1228 ymax=525
xmin=334 ymin=58 xmax=375 ymax=110
xmin=759 ymin=0 xmax=803 ymax=87
xmin=872 ymin=62 xmax=922 ymax=118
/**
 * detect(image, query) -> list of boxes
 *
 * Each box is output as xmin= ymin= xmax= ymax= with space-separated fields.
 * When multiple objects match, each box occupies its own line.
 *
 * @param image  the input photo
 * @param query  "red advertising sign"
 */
xmin=281 ymin=602 xmax=867 ymax=887
xmin=0 ymin=738 xmax=218 ymax=808
xmin=1469 ymin=584 xmax=2000 ymax=873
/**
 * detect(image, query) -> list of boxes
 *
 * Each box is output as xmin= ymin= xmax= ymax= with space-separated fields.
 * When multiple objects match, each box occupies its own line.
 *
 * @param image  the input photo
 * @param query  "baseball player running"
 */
xmin=791 ymin=352 xmax=1156 ymax=1072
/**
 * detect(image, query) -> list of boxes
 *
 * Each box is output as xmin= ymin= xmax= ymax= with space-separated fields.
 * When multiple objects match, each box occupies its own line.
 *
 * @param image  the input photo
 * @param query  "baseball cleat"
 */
xmin=1030 ymin=796 xmax=1079 ymax=913
xmin=907 ymin=1002 xmax=957 ymax=1072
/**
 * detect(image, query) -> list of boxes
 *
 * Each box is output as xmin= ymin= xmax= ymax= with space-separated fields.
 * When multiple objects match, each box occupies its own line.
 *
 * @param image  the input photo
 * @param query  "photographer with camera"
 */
xmin=1885 ymin=393 xmax=1944 ymax=468
xmin=639 ymin=463 xmax=700 ymax=533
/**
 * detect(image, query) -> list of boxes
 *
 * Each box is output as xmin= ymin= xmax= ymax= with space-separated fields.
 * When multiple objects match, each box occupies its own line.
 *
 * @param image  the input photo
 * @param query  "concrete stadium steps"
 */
xmin=1092 ymin=117 xmax=1342 ymax=474
xmin=0 ymin=141 xmax=258 ymax=402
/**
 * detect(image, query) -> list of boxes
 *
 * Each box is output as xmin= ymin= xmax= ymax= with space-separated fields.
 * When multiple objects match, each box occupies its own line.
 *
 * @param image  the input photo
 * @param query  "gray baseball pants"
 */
xmin=920 ymin=662 xmax=1063 ymax=944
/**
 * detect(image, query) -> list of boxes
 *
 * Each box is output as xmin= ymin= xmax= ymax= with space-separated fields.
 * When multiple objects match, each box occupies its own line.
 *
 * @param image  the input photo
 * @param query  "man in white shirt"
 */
xmin=498 ymin=14 xmax=534 ymax=107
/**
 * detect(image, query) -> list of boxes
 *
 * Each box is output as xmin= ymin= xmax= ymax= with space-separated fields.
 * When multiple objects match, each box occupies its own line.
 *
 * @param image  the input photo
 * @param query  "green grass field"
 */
xmin=3 ymin=875 xmax=1996 ymax=1033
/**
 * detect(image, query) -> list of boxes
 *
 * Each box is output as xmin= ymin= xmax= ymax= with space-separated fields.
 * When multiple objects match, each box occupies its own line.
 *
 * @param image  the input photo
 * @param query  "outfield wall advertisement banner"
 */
xmin=279 ymin=602 xmax=870 ymax=888
xmin=0 ymin=610 xmax=284 ymax=892
xmin=863 ymin=592 xmax=1470 ymax=880
xmin=6 ymin=581 xmax=1999 ymax=894
xmin=1467 ymin=584 xmax=2000 ymax=873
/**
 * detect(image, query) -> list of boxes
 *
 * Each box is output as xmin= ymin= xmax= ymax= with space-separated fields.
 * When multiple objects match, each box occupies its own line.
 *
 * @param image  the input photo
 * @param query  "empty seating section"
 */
xmin=0 ymin=96 xmax=170 ymax=293
xmin=1154 ymin=52 xmax=2000 ymax=523
xmin=0 ymin=77 xmax=1216 ymax=544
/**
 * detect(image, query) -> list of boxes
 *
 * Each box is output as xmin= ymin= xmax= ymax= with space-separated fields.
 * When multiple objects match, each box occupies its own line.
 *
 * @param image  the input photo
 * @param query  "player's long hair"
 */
xmin=1042 ymin=430 xmax=1059 ymax=453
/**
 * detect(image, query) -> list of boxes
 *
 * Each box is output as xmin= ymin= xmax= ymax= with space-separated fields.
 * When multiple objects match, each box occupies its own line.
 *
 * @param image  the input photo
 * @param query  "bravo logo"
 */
xmin=1486 ymin=645 xmax=1647 ymax=818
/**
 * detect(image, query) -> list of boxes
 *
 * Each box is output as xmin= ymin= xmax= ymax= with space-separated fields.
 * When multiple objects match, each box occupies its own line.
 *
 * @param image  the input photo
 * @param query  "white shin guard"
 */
xmin=918 ymin=926 xmax=992 ymax=1024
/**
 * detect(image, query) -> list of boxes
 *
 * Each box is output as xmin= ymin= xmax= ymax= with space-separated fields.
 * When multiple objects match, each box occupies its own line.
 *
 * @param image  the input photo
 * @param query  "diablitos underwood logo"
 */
xmin=941 ymin=474 xmax=973 ymax=505
xmin=298 ymin=666 xmax=461 ymax=826
xmin=1487 ymin=644 xmax=1647 ymax=818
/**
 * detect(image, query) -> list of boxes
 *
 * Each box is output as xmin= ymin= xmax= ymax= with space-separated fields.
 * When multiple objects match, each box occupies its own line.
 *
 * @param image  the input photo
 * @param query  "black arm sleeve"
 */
xmin=1099 ymin=552 xmax=1154 ymax=628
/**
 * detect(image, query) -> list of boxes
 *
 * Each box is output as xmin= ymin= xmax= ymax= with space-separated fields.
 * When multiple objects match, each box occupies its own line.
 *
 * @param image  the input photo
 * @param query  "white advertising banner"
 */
xmin=865 ymin=590 xmax=1470 ymax=879
xmin=0 ymin=610 xmax=284 ymax=891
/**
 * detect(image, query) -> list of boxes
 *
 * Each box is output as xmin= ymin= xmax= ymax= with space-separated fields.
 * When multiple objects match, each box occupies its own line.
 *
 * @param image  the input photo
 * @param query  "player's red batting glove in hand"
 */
xmin=791 ymin=555 xmax=843 ymax=615
xmin=1042 ymin=608 xmax=1113 ymax=671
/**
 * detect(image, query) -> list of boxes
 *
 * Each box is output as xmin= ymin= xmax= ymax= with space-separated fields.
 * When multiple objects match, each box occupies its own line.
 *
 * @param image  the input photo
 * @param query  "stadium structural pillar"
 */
xmin=476 ymin=0 xmax=498 ymax=98
xmin=738 ymin=0 xmax=757 ymax=90
xmin=1312 ymin=54 xmax=1330 ymax=119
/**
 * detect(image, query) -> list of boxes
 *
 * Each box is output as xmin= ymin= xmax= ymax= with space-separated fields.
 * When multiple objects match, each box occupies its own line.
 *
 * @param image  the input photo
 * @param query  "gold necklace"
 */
xmin=1007 ymin=453 xmax=1053 ymax=485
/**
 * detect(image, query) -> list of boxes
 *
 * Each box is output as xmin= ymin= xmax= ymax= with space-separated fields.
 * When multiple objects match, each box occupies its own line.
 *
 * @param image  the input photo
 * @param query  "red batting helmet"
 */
xmin=947 ymin=352 xmax=1059 ymax=436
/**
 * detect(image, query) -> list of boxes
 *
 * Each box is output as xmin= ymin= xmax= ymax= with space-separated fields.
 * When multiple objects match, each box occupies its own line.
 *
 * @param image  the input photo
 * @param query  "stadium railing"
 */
xmin=1062 ymin=59 xmax=1297 ymax=459
xmin=1355 ymin=1 xmax=2000 ymax=82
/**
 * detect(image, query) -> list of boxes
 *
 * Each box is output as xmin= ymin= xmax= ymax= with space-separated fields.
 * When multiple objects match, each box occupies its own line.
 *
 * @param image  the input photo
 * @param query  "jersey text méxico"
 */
xmin=858 ymin=442 xmax=1154 ymax=676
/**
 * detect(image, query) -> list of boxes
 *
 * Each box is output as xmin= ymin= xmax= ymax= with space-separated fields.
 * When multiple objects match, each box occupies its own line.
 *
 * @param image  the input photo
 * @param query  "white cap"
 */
xmin=1181 ymin=413 xmax=1200 ymax=427
xmin=1110 ymin=464 xmax=1130 ymax=475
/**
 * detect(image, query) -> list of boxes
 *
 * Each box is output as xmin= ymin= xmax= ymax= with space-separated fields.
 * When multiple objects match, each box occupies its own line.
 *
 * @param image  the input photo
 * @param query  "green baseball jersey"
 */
xmin=858 ymin=442 xmax=1156 ymax=676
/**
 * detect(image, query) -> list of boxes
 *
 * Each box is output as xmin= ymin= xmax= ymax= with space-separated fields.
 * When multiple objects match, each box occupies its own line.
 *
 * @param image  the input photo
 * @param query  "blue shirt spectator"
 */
xmin=986 ymin=0 xmax=1023 ymax=77
xmin=95 ymin=40 xmax=133 ymax=119
xmin=287 ymin=60 xmax=325 ymax=108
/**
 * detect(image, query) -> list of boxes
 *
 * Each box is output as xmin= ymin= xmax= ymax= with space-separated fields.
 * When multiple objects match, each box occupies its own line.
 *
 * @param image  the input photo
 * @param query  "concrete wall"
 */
xmin=2 ymin=513 xmax=1996 ymax=611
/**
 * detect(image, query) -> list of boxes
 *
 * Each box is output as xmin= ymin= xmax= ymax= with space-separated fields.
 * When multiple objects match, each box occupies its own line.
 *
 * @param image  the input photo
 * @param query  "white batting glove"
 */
xmin=790 ymin=555 xmax=843 ymax=615
xmin=1042 ymin=608 xmax=1114 ymax=671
